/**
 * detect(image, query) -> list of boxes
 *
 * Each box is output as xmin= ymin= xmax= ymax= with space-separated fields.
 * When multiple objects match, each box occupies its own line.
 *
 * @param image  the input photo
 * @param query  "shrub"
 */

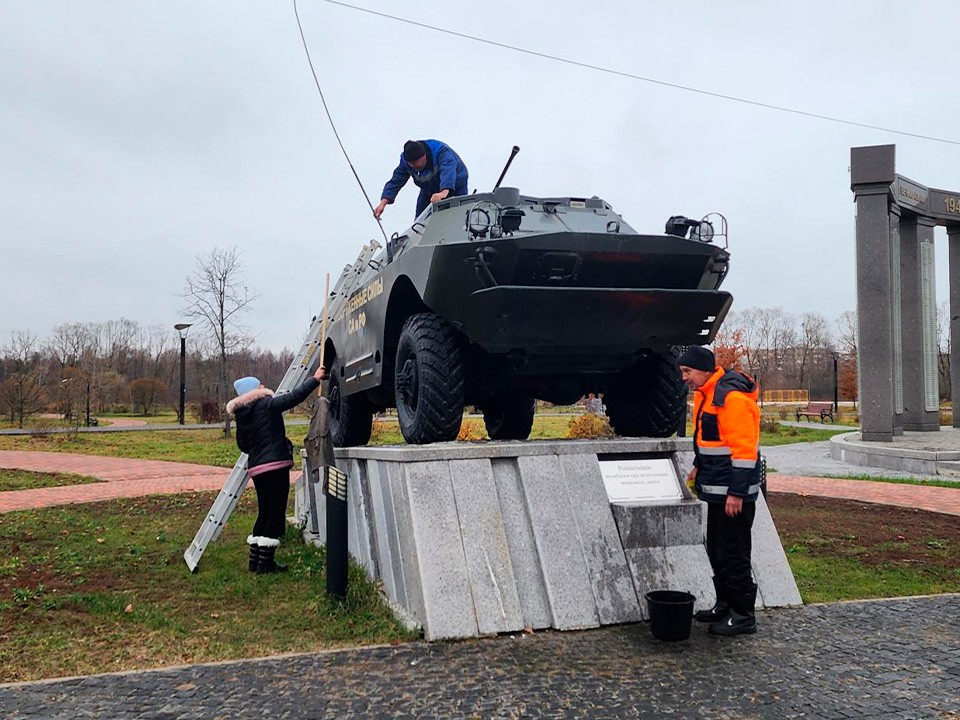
xmin=196 ymin=399 xmax=220 ymax=424
xmin=370 ymin=417 xmax=389 ymax=443
xmin=457 ymin=418 xmax=487 ymax=442
xmin=760 ymin=416 xmax=780 ymax=433
xmin=566 ymin=413 xmax=614 ymax=439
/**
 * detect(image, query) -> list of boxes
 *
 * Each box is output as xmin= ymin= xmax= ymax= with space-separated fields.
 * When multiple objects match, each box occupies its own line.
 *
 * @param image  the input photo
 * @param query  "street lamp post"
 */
xmin=174 ymin=323 xmax=193 ymax=425
xmin=832 ymin=352 xmax=840 ymax=414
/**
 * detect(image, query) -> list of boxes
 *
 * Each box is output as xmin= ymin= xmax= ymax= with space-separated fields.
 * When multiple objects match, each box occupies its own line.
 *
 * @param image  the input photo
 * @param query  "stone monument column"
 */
xmin=851 ymin=145 xmax=896 ymax=442
xmin=950 ymin=225 xmax=960 ymax=428
xmin=899 ymin=215 xmax=940 ymax=431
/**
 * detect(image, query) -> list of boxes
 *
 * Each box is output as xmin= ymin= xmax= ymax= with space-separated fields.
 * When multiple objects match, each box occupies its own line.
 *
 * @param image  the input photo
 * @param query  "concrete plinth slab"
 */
xmin=298 ymin=439 xmax=800 ymax=640
xmin=830 ymin=428 xmax=960 ymax=476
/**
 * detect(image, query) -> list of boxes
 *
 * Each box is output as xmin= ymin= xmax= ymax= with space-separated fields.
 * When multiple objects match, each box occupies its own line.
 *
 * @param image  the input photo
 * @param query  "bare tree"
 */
xmin=797 ymin=312 xmax=831 ymax=389
xmin=937 ymin=301 xmax=951 ymax=401
xmin=731 ymin=306 xmax=797 ymax=389
xmin=181 ymin=246 xmax=257 ymax=437
xmin=0 ymin=331 xmax=47 ymax=428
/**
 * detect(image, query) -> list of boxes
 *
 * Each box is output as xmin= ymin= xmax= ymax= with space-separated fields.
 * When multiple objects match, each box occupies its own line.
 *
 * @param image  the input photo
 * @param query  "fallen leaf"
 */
xmin=96 ymin=538 xmax=105 ymax=544
xmin=210 ymin=612 xmax=219 ymax=618
xmin=124 ymin=604 xmax=133 ymax=613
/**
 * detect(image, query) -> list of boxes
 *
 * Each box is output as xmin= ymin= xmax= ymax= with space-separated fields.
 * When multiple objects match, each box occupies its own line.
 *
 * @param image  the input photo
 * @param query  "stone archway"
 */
xmin=850 ymin=144 xmax=960 ymax=441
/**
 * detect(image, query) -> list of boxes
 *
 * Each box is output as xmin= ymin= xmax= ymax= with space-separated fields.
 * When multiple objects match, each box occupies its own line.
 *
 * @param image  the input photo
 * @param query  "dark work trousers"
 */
xmin=705 ymin=500 xmax=758 ymax=617
xmin=251 ymin=468 xmax=290 ymax=540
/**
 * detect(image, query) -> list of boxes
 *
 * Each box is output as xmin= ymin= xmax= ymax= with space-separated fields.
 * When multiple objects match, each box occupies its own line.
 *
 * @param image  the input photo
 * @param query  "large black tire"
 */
xmin=605 ymin=349 xmax=687 ymax=438
xmin=328 ymin=368 xmax=373 ymax=447
xmin=483 ymin=395 xmax=536 ymax=440
xmin=394 ymin=313 xmax=465 ymax=444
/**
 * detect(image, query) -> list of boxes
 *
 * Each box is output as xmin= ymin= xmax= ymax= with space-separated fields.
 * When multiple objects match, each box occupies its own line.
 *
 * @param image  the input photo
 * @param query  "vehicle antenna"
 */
xmin=492 ymin=146 xmax=520 ymax=191
xmin=294 ymin=0 xmax=389 ymax=245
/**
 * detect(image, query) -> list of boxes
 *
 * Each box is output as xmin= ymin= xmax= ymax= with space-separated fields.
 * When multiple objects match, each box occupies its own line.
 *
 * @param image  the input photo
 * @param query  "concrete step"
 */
xmin=937 ymin=461 xmax=960 ymax=479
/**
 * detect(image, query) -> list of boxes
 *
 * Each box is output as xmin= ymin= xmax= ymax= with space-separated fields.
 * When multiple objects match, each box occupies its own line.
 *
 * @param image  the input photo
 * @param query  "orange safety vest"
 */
xmin=692 ymin=367 xmax=762 ymax=503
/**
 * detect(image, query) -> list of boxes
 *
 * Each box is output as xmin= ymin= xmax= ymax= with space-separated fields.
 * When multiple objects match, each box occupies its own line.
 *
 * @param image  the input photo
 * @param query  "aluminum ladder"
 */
xmin=182 ymin=240 xmax=380 ymax=571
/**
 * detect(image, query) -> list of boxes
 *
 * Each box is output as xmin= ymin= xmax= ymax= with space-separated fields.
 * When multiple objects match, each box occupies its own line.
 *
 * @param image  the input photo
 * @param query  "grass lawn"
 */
xmin=0 ymin=491 xmax=415 ymax=683
xmin=0 ymin=469 xmax=103 ymax=491
xmin=769 ymin=493 xmax=960 ymax=604
xmin=0 ymin=414 xmax=845 ymax=469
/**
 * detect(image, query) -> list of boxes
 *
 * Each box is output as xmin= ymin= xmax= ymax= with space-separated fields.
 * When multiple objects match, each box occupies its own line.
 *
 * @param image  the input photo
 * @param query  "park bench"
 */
xmin=795 ymin=402 xmax=834 ymax=423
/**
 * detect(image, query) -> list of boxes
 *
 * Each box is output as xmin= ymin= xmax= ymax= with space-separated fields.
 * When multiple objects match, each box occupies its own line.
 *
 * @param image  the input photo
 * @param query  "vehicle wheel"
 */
xmin=394 ymin=313 xmax=465 ymax=444
xmin=483 ymin=395 xmax=536 ymax=440
xmin=328 ymin=368 xmax=373 ymax=447
xmin=605 ymin=349 xmax=687 ymax=438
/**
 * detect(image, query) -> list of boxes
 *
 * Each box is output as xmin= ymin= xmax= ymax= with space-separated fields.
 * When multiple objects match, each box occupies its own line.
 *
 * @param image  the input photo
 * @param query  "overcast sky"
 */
xmin=3 ymin=0 xmax=959 ymax=354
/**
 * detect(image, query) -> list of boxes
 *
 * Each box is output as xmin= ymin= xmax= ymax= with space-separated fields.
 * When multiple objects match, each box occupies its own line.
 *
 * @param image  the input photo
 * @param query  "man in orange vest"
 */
xmin=679 ymin=346 xmax=762 ymax=636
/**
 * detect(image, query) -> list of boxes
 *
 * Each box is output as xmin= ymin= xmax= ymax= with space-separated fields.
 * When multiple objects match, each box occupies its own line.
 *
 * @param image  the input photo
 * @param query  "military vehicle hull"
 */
xmin=323 ymin=189 xmax=732 ymax=445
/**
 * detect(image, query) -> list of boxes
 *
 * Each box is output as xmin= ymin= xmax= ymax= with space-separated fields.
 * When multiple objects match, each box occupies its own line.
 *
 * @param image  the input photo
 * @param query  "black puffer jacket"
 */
xmin=226 ymin=377 xmax=320 ymax=469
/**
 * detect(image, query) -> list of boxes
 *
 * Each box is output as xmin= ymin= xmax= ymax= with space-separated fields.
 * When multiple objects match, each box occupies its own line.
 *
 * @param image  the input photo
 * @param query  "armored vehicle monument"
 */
xmin=324 ymin=185 xmax=732 ymax=446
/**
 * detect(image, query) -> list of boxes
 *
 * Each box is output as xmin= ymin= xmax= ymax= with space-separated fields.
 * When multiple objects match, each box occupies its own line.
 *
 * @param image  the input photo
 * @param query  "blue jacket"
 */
xmin=381 ymin=139 xmax=469 ymax=202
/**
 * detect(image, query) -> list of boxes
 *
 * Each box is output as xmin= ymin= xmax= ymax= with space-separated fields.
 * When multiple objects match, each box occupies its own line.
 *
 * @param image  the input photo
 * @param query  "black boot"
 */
xmin=256 ymin=544 xmax=287 ymax=574
xmin=708 ymin=610 xmax=757 ymax=636
xmin=247 ymin=535 xmax=260 ymax=572
xmin=695 ymin=577 xmax=731 ymax=622
xmin=695 ymin=601 xmax=730 ymax=623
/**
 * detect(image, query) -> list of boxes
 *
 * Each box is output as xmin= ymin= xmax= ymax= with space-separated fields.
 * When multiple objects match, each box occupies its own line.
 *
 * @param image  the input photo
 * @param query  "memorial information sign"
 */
xmin=598 ymin=458 xmax=682 ymax=503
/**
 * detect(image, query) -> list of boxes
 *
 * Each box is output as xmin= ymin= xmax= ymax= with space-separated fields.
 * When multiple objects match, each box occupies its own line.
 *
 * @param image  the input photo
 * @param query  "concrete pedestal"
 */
xmin=295 ymin=439 xmax=801 ymax=640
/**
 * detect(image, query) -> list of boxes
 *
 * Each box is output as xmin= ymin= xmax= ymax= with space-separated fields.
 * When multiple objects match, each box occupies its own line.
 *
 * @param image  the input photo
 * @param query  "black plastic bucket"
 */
xmin=645 ymin=590 xmax=695 ymax=641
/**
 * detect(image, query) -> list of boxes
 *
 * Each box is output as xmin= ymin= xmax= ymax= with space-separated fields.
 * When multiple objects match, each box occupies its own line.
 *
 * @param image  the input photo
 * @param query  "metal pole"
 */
xmin=85 ymin=379 xmax=91 ymax=427
xmin=179 ymin=335 xmax=187 ymax=425
xmin=833 ymin=353 xmax=839 ymax=413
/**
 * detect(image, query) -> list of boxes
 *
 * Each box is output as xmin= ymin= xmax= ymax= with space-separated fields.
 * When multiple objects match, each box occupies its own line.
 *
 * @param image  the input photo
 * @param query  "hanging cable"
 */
xmin=319 ymin=0 xmax=960 ymax=148
xmin=294 ymin=0 xmax=389 ymax=244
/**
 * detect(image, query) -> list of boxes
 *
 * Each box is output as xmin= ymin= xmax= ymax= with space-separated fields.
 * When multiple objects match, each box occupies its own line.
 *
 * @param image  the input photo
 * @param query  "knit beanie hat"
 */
xmin=233 ymin=376 xmax=260 ymax=396
xmin=403 ymin=140 xmax=426 ymax=162
xmin=677 ymin=346 xmax=715 ymax=372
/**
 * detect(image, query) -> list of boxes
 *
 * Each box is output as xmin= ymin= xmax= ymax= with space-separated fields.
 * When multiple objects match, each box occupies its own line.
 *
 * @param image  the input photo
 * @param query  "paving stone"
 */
xmin=7 ymin=595 xmax=957 ymax=719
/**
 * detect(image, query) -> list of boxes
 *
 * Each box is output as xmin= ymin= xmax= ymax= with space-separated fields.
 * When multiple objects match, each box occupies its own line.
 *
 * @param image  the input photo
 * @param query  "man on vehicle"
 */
xmin=373 ymin=139 xmax=469 ymax=220
xmin=679 ymin=345 xmax=762 ymax=636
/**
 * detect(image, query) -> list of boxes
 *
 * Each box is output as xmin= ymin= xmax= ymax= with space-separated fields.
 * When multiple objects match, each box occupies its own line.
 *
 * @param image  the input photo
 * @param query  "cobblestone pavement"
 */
xmin=3 ymin=595 xmax=959 ymax=719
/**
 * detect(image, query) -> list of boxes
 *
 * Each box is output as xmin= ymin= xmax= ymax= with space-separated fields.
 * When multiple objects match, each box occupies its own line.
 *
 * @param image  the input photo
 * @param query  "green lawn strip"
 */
xmin=770 ymin=493 xmax=960 ymax=604
xmin=0 ymin=492 xmax=415 ymax=683
xmin=759 ymin=427 xmax=847 ymax=446
xmin=0 ymin=431 xmax=242 ymax=467
xmin=0 ymin=469 xmax=104 ymax=491
xmin=816 ymin=474 xmax=960 ymax=489
xmin=784 ymin=553 xmax=960 ymax=604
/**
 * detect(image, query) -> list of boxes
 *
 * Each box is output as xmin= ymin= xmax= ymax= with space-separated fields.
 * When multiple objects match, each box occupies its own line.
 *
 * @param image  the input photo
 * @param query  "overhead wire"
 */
xmin=318 ymin=0 xmax=960 ymax=148
xmin=293 ymin=0 xmax=390 ymax=244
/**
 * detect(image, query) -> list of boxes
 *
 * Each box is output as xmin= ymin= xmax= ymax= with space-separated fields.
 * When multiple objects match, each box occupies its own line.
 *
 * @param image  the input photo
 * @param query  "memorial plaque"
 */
xmin=598 ymin=458 xmax=682 ymax=503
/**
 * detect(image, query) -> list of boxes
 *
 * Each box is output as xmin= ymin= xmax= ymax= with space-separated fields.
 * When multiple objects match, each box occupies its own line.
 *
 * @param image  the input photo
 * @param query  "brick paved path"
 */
xmin=3 ymin=594 xmax=958 ymax=719
xmin=0 ymin=451 xmax=229 ymax=513
xmin=768 ymin=474 xmax=960 ymax=516
xmin=4 ymin=449 xmax=958 ymax=517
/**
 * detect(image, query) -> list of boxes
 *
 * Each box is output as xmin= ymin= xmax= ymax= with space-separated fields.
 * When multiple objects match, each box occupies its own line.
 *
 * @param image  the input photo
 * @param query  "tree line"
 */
xmin=2 ymin=244 xmax=952 ymax=428
xmin=0 ymin=247 xmax=294 ymax=430
xmin=713 ymin=305 xmax=952 ymax=404
xmin=0 ymin=321 xmax=295 ymax=428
